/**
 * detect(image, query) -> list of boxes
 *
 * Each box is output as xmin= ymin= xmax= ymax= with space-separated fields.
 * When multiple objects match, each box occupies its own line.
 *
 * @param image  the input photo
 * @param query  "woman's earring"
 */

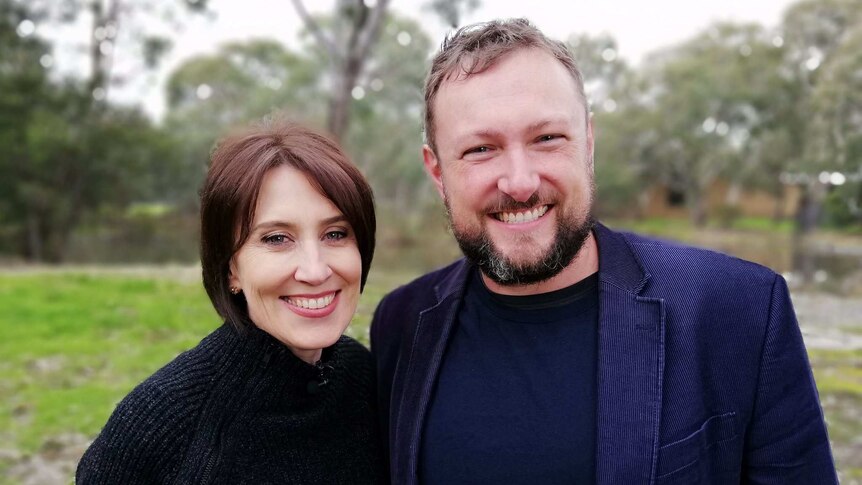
xmin=230 ymin=286 xmax=241 ymax=295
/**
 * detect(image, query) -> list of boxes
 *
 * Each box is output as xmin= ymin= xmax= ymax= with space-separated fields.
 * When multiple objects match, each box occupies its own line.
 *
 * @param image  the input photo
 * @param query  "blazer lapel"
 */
xmin=390 ymin=261 xmax=470 ymax=485
xmin=594 ymin=224 xmax=666 ymax=485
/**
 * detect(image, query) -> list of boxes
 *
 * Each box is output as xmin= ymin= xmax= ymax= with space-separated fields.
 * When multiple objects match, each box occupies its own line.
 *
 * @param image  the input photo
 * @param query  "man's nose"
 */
xmin=294 ymin=244 xmax=333 ymax=285
xmin=497 ymin=149 xmax=539 ymax=202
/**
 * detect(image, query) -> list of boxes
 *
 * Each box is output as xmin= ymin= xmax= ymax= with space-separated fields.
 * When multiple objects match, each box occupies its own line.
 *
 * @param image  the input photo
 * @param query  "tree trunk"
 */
xmin=688 ymin=188 xmax=708 ymax=227
xmin=291 ymin=0 xmax=391 ymax=143
xmin=792 ymin=182 xmax=826 ymax=284
xmin=327 ymin=55 xmax=363 ymax=141
xmin=25 ymin=212 xmax=43 ymax=262
xmin=772 ymin=185 xmax=786 ymax=223
xmin=795 ymin=182 xmax=825 ymax=236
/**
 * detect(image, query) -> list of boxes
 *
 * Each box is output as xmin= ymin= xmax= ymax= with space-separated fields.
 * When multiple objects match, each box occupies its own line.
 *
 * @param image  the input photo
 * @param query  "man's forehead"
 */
xmin=436 ymin=48 xmax=578 ymax=98
xmin=440 ymin=48 xmax=536 ymax=86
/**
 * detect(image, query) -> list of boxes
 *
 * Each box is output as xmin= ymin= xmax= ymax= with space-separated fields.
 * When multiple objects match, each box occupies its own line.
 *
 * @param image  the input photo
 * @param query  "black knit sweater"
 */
xmin=76 ymin=323 xmax=385 ymax=484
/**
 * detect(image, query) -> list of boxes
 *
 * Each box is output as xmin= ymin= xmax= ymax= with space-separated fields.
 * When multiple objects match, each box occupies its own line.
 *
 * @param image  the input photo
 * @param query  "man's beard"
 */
xmin=445 ymin=193 xmax=595 ymax=287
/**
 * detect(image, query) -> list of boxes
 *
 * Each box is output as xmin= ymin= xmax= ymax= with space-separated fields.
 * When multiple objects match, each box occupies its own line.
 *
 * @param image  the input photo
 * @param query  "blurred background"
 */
xmin=1 ymin=0 xmax=860 ymax=483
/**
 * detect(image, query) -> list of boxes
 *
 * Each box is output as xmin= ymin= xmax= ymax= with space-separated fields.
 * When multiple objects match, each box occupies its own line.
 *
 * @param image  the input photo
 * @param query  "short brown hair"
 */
xmin=423 ymin=18 xmax=588 ymax=153
xmin=200 ymin=119 xmax=376 ymax=329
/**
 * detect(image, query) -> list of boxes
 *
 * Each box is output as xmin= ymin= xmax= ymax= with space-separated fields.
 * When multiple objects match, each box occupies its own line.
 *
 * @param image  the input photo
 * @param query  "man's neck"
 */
xmin=481 ymin=231 xmax=599 ymax=296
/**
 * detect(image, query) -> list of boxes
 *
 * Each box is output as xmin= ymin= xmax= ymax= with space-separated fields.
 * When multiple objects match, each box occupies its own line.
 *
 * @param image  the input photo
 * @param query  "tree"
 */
xmin=0 ymin=0 xmax=50 ymax=255
xmin=0 ymin=0 xmax=203 ymax=262
xmin=636 ymin=22 xmax=783 ymax=226
xmin=291 ymin=0 xmax=483 ymax=142
xmin=422 ymin=0 xmax=479 ymax=28
xmin=291 ymin=0 xmax=392 ymax=142
xmin=162 ymin=39 xmax=325 ymax=209
xmin=562 ymin=32 xmax=651 ymax=217
xmin=162 ymin=13 xmax=438 ymax=234
xmin=5 ymin=91 xmax=177 ymax=261
xmin=28 ymin=0 xmax=212 ymax=106
xmin=779 ymin=0 xmax=862 ymax=232
xmin=805 ymin=24 xmax=862 ymax=224
xmin=342 ymin=15 xmax=436 ymax=221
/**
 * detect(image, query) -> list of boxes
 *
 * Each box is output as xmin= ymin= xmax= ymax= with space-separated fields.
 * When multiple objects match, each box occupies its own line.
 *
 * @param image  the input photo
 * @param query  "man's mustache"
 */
xmin=484 ymin=191 xmax=557 ymax=213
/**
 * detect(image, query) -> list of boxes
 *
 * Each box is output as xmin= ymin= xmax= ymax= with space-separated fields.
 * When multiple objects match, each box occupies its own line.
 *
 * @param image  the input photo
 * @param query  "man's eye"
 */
xmin=538 ymin=134 xmax=561 ymax=142
xmin=465 ymin=146 xmax=490 ymax=155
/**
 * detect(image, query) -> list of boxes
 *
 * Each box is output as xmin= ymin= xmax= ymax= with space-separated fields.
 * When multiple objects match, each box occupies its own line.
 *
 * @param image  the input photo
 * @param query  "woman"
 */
xmin=76 ymin=119 xmax=384 ymax=483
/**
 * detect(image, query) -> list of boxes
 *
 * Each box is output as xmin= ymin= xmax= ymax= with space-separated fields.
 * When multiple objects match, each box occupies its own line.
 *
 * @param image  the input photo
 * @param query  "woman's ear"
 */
xmin=228 ymin=259 xmax=240 ymax=290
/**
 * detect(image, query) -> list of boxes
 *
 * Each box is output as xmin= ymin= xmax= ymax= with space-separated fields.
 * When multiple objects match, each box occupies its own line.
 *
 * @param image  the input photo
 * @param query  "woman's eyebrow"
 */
xmin=251 ymin=214 xmax=347 ymax=233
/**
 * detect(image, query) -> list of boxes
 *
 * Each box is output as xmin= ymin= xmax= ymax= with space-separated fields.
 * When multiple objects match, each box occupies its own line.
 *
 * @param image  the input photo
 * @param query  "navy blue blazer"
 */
xmin=370 ymin=223 xmax=836 ymax=484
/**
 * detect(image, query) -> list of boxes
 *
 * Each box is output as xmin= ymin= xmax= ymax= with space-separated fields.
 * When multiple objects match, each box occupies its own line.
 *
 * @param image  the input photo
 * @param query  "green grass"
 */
xmin=607 ymin=217 xmax=698 ymax=241
xmin=0 ymin=273 xmax=222 ymax=457
xmin=728 ymin=216 xmax=795 ymax=233
xmin=2 ymin=264 xmax=861 ymax=481
xmin=0 ymin=268 xmax=420 ymax=479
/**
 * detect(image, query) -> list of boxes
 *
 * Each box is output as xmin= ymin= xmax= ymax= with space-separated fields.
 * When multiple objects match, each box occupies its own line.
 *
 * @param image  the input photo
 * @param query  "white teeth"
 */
xmin=495 ymin=205 xmax=548 ymax=224
xmin=286 ymin=293 xmax=335 ymax=310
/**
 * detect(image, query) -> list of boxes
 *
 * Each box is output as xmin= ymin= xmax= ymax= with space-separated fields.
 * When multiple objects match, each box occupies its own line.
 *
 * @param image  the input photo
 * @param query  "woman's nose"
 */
xmin=294 ymin=245 xmax=333 ymax=284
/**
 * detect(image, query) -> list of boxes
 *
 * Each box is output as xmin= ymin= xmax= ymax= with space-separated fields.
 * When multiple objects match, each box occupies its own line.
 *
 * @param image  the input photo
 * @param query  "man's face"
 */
xmin=424 ymin=48 xmax=595 ymax=287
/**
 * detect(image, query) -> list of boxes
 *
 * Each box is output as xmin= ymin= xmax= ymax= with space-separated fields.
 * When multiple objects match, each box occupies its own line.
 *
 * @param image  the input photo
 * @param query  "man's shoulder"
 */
xmin=613 ymin=228 xmax=779 ymax=286
xmin=371 ymin=259 xmax=468 ymax=344
xmin=379 ymin=259 xmax=468 ymax=310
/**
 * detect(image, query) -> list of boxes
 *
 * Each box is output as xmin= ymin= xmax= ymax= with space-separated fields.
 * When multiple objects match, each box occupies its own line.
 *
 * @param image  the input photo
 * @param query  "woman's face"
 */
xmin=229 ymin=165 xmax=362 ymax=364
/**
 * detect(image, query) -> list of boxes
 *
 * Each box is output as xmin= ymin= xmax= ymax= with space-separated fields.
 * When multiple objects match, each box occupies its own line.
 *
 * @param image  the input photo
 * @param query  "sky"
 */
xmin=44 ymin=0 xmax=800 ymax=120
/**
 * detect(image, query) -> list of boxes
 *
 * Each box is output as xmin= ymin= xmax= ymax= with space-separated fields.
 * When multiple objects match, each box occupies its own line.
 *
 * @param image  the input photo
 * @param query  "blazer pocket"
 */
xmin=656 ymin=412 xmax=741 ymax=485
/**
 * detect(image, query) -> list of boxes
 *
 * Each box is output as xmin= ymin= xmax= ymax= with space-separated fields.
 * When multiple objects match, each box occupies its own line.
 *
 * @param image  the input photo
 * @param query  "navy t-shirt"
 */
xmin=419 ymin=269 xmax=599 ymax=484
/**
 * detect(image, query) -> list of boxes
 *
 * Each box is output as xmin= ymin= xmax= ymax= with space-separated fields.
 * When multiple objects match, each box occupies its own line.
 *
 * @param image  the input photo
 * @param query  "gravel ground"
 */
xmin=794 ymin=292 xmax=862 ymax=350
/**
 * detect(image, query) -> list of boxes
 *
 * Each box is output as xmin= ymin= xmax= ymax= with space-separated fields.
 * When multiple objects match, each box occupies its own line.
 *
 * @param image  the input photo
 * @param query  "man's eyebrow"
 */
xmin=526 ymin=118 xmax=571 ymax=132
xmin=455 ymin=129 xmax=504 ymax=145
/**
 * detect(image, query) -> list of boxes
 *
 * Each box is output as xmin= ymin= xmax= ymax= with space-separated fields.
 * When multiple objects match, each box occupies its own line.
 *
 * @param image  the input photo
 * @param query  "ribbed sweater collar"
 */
xmin=202 ymin=322 xmax=341 ymax=382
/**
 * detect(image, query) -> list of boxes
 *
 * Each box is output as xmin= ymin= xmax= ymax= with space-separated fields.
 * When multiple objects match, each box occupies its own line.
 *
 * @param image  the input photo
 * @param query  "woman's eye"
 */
xmin=325 ymin=230 xmax=348 ymax=241
xmin=263 ymin=234 xmax=291 ymax=245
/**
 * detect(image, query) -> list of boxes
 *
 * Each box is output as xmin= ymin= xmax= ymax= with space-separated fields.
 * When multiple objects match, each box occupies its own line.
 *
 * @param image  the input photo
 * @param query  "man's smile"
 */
xmin=492 ymin=205 xmax=550 ymax=224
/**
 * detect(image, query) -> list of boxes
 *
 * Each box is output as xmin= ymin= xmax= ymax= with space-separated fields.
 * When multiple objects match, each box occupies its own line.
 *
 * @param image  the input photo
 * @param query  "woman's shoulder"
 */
xmin=334 ymin=335 xmax=372 ymax=365
xmin=75 ymin=374 xmax=201 ymax=482
xmin=146 ymin=324 xmax=238 ymax=392
xmin=76 ymin=325 xmax=237 ymax=483
xmin=336 ymin=334 xmax=370 ymax=351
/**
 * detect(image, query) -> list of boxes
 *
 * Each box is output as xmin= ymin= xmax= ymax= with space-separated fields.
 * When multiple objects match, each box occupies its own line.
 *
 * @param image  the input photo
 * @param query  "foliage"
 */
xmin=291 ymin=0 xmax=392 ymax=141
xmin=342 ymin=15 xmax=436 ymax=218
xmin=0 ymin=0 xmax=209 ymax=262
xmin=422 ymin=0 xmax=480 ymax=28
xmin=592 ymin=0 xmax=862 ymax=229
xmin=4 ymin=0 xmax=862 ymax=264
xmin=27 ymin=0 xmax=213 ymax=96
xmin=638 ymin=23 xmax=787 ymax=225
xmin=1 ymin=90 xmax=182 ymax=262
xmin=780 ymin=0 xmax=862 ymax=231
xmin=0 ymin=0 xmax=49 ymax=242
xmin=161 ymin=13 xmax=439 ymax=237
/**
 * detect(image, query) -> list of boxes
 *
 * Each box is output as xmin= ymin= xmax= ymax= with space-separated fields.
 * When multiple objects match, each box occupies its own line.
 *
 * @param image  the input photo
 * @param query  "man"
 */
xmin=371 ymin=18 xmax=836 ymax=484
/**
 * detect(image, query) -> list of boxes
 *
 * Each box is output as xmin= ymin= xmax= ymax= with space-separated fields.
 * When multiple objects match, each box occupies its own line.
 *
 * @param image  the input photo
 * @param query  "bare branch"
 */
xmin=290 ymin=0 xmax=339 ymax=61
xmin=351 ymin=0 xmax=391 ymax=65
